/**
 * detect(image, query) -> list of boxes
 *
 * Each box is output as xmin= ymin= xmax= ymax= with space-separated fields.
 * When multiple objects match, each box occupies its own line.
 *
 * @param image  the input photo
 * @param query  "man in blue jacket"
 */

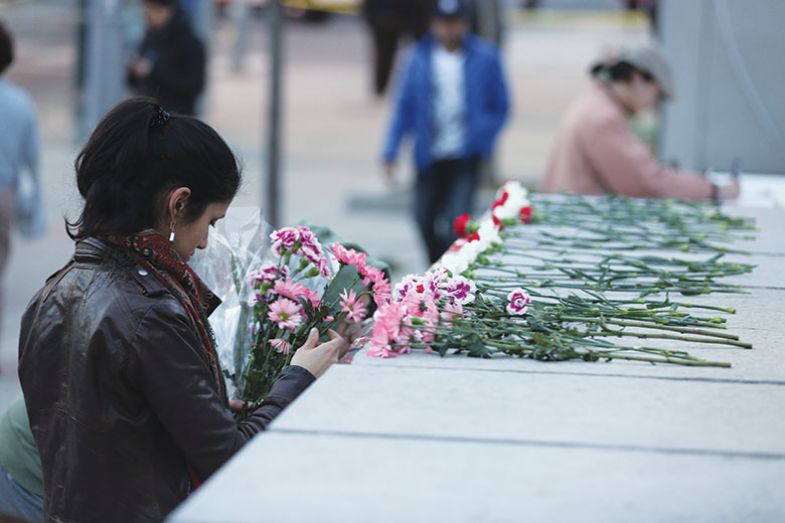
xmin=382 ymin=0 xmax=510 ymax=263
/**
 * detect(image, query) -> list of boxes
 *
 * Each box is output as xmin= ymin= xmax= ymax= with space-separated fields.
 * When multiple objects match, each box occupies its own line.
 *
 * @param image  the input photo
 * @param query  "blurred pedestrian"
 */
xmin=0 ymin=21 xmax=45 ymax=522
xmin=0 ymin=20 xmax=41 ymax=344
xmin=362 ymin=0 xmax=433 ymax=97
xmin=0 ymin=397 xmax=42 ymax=523
xmin=542 ymin=45 xmax=739 ymax=201
xmin=127 ymin=0 xmax=205 ymax=115
xmin=382 ymin=0 xmax=510 ymax=264
xmin=18 ymin=98 xmax=347 ymax=522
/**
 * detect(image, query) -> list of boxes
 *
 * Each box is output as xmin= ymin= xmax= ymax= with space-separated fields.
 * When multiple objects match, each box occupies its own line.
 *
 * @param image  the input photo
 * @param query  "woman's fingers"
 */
xmin=327 ymin=330 xmax=350 ymax=358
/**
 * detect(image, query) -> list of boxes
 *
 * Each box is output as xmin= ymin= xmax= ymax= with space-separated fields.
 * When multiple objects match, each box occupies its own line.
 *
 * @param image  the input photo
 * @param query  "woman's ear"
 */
xmin=167 ymin=187 xmax=192 ymax=222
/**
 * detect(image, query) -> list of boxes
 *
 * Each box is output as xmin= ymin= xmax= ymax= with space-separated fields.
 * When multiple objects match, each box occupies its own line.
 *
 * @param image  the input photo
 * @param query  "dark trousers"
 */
xmin=369 ymin=17 xmax=399 ymax=96
xmin=414 ymin=157 xmax=480 ymax=264
xmin=364 ymin=3 xmax=430 ymax=96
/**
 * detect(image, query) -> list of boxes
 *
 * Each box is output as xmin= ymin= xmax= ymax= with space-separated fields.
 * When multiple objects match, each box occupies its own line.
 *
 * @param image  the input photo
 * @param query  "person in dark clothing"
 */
xmin=127 ymin=0 xmax=205 ymax=115
xmin=382 ymin=0 xmax=510 ymax=263
xmin=18 ymin=98 xmax=347 ymax=522
xmin=362 ymin=0 xmax=434 ymax=97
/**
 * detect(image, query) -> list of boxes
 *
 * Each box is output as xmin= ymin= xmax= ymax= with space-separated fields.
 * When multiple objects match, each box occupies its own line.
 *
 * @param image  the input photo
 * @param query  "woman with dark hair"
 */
xmin=542 ymin=45 xmax=739 ymax=201
xmin=17 ymin=97 xmax=346 ymax=522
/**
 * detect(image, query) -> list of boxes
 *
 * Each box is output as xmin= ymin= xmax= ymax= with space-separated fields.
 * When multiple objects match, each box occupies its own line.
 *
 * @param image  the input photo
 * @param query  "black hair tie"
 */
xmin=150 ymin=105 xmax=171 ymax=129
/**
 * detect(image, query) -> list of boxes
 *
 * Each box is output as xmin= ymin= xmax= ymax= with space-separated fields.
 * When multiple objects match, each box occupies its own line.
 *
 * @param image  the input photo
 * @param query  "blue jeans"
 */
xmin=0 ymin=465 xmax=43 ymax=523
xmin=414 ymin=156 xmax=480 ymax=263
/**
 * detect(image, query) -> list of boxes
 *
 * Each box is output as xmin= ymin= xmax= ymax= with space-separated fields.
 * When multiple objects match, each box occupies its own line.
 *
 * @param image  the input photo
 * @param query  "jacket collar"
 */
xmin=74 ymin=237 xmax=115 ymax=263
xmin=73 ymin=237 xmax=222 ymax=317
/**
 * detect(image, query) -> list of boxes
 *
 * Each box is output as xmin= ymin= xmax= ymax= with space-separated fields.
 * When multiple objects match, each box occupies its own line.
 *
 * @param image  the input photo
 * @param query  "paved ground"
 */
xmin=0 ymin=1 xmax=649 ymax=407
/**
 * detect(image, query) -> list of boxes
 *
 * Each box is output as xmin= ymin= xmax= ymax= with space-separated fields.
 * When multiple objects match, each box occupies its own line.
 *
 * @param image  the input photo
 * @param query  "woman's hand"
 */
xmin=719 ymin=180 xmax=741 ymax=200
xmin=336 ymin=318 xmax=366 ymax=345
xmin=290 ymin=328 xmax=348 ymax=379
xmin=228 ymin=400 xmax=246 ymax=412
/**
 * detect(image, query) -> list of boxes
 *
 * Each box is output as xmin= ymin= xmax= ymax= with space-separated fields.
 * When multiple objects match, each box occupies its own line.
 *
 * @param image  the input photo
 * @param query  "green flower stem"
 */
xmin=472 ymin=276 xmax=740 ymax=296
xmin=478 ymin=286 xmax=736 ymax=314
xmin=462 ymin=313 xmax=736 ymax=342
xmin=389 ymin=338 xmax=733 ymax=368
xmin=480 ymin=339 xmax=732 ymax=368
xmin=575 ymin=329 xmax=752 ymax=349
xmin=555 ymin=316 xmax=740 ymax=340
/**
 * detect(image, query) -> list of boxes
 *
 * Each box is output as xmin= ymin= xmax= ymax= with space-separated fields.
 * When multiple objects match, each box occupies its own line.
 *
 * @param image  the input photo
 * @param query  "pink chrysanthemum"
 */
xmin=441 ymin=301 xmax=464 ymax=326
xmin=409 ymin=326 xmax=434 ymax=347
xmin=301 ymin=287 xmax=322 ymax=309
xmin=339 ymin=290 xmax=368 ymax=323
xmin=268 ymin=298 xmax=303 ymax=331
xmin=372 ymin=277 xmax=392 ymax=306
xmin=367 ymin=344 xmax=396 ymax=358
xmin=401 ymin=292 xmax=440 ymax=324
xmin=269 ymin=338 xmax=293 ymax=354
xmin=331 ymin=243 xmax=368 ymax=268
xmin=272 ymin=279 xmax=309 ymax=303
xmin=359 ymin=264 xmax=379 ymax=284
xmin=369 ymin=301 xmax=405 ymax=358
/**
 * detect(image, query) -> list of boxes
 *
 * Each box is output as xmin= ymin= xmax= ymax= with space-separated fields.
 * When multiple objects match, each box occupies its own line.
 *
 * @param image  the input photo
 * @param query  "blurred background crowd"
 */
xmin=0 ymin=0 xmax=783 ymax=411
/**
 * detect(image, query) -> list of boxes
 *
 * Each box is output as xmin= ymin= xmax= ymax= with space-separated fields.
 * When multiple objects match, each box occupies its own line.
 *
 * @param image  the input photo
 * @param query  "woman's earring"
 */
xmin=169 ymin=220 xmax=176 ymax=243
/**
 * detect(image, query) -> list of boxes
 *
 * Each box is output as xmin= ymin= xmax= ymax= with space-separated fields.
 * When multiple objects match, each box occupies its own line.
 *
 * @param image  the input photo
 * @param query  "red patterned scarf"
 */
xmin=104 ymin=230 xmax=227 ymax=403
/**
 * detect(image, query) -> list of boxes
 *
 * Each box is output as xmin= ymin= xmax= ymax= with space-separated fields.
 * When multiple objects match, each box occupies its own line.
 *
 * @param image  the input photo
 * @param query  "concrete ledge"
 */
xmin=169 ymin=432 xmax=785 ymax=523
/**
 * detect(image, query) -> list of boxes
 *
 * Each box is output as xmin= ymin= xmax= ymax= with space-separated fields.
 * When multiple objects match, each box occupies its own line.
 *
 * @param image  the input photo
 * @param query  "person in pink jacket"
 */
xmin=542 ymin=45 xmax=739 ymax=201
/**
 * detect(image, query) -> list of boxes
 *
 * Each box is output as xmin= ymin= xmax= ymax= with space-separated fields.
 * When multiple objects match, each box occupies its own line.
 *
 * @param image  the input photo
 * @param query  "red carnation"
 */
xmin=454 ymin=213 xmax=471 ymax=238
xmin=520 ymin=206 xmax=533 ymax=224
xmin=467 ymin=231 xmax=480 ymax=242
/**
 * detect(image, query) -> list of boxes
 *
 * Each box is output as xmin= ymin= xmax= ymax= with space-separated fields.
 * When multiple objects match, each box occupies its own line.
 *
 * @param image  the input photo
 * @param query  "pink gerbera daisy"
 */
xmin=331 ymin=243 xmax=368 ymax=268
xmin=340 ymin=290 xmax=368 ymax=323
xmin=268 ymin=298 xmax=303 ymax=331
xmin=272 ymin=279 xmax=309 ymax=303
xmin=269 ymin=338 xmax=293 ymax=354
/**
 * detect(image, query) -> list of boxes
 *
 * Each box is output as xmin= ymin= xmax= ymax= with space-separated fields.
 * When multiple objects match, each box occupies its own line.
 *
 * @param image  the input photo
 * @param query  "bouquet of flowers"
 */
xmin=239 ymin=225 xmax=391 ymax=405
xmin=191 ymin=210 xmax=391 ymax=409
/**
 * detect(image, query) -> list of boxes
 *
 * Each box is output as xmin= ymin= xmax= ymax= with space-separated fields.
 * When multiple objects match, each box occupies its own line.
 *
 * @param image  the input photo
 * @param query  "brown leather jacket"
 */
xmin=18 ymin=238 xmax=314 ymax=522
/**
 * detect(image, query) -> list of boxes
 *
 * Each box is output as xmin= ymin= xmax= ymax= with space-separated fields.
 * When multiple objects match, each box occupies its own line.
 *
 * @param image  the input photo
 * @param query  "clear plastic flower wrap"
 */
xmin=190 ymin=207 xmax=272 ymax=401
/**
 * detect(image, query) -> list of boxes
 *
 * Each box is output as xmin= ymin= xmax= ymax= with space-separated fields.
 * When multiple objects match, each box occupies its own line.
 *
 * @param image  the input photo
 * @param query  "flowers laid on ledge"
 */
xmin=198 ymin=183 xmax=758 ymax=408
xmin=366 ymin=181 xmax=756 ymax=368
